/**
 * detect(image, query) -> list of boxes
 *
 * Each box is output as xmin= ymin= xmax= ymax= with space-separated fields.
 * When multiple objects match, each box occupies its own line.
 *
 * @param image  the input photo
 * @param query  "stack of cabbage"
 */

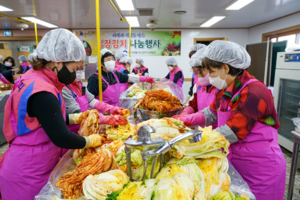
xmin=126 ymin=84 xmax=147 ymax=98
xmin=81 ymin=119 xmax=249 ymax=200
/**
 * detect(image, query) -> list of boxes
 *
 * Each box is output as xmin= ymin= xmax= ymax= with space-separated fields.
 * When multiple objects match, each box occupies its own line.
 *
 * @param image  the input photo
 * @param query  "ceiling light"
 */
xmin=0 ymin=5 xmax=13 ymax=11
xmin=200 ymin=16 xmax=226 ymax=27
xmin=116 ymin=0 xmax=134 ymax=11
xmin=226 ymin=0 xmax=254 ymax=10
xmin=125 ymin=16 xmax=140 ymax=27
xmin=174 ymin=11 xmax=187 ymax=15
xmin=21 ymin=16 xmax=58 ymax=28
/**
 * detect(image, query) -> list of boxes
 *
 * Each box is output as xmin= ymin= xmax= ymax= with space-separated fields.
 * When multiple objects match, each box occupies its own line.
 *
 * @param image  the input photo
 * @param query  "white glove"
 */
xmin=183 ymin=94 xmax=192 ymax=106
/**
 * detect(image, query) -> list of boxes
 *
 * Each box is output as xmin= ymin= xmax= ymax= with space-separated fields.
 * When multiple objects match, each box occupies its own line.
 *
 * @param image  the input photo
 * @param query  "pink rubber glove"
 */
xmin=98 ymin=113 xmax=127 ymax=125
xmin=172 ymin=112 xmax=206 ymax=126
xmin=94 ymin=101 xmax=117 ymax=114
xmin=139 ymin=76 xmax=155 ymax=84
xmin=181 ymin=106 xmax=195 ymax=115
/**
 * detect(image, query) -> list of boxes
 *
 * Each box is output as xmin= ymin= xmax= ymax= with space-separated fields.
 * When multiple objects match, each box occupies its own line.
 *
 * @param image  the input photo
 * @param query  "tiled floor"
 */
xmin=0 ymin=143 xmax=299 ymax=199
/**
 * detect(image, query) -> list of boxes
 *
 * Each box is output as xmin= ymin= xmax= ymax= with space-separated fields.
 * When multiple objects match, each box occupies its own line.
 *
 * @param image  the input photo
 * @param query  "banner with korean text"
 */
xmin=73 ymin=30 xmax=181 ymax=57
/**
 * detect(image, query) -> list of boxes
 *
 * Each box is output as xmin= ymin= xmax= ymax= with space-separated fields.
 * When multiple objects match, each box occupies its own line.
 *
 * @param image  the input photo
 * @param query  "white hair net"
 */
xmin=204 ymin=40 xmax=251 ymax=69
xmin=36 ymin=28 xmax=86 ymax=62
xmin=28 ymin=53 xmax=38 ymax=62
xmin=165 ymin=57 xmax=178 ymax=66
xmin=190 ymin=46 xmax=207 ymax=67
xmin=116 ymin=52 xmax=128 ymax=61
xmin=136 ymin=58 xmax=144 ymax=65
xmin=0 ymin=55 xmax=2 ymax=62
xmin=190 ymin=43 xmax=206 ymax=53
xmin=18 ymin=55 xmax=28 ymax=62
xmin=101 ymin=48 xmax=112 ymax=56
xmin=120 ymin=56 xmax=132 ymax=65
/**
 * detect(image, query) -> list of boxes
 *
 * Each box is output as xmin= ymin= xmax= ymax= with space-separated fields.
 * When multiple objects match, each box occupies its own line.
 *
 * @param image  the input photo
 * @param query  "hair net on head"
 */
xmin=28 ymin=53 xmax=38 ymax=62
xmin=136 ymin=58 xmax=144 ymax=65
xmin=204 ymin=40 xmax=251 ymax=69
xmin=166 ymin=57 xmax=178 ymax=66
xmin=120 ymin=56 xmax=132 ymax=65
xmin=18 ymin=55 xmax=28 ymax=62
xmin=101 ymin=48 xmax=112 ymax=56
xmin=116 ymin=52 xmax=128 ymax=61
xmin=190 ymin=46 xmax=207 ymax=67
xmin=36 ymin=28 xmax=86 ymax=62
xmin=190 ymin=43 xmax=206 ymax=53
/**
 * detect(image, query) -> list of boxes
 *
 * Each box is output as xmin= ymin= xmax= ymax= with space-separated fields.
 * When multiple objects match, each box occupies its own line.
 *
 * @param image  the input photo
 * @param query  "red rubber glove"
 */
xmin=98 ymin=113 xmax=128 ymax=125
xmin=172 ymin=112 xmax=206 ymax=126
xmin=139 ymin=76 xmax=155 ymax=84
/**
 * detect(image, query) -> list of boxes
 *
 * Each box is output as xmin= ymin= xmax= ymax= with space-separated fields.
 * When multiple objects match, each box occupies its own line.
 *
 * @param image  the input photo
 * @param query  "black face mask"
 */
xmin=52 ymin=64 xmax=76 ymax=85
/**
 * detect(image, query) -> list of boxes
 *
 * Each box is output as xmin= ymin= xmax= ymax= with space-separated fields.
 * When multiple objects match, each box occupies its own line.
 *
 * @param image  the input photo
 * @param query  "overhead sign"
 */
xmin=17 ymin=46 xmax=34 ymax=52
xmin=4 ymin=30 xmax=11 ymax=37
xmin=73 ymin=30 xmax=181 ymax=57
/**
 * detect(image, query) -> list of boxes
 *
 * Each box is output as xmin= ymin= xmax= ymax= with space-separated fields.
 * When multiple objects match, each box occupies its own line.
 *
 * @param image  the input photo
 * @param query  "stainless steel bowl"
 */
xmin=137 ymin=108 xmax=183 ymax=121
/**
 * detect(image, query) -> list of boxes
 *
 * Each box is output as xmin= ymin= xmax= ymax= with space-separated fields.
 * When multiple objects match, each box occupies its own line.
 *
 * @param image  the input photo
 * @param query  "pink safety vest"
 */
xmin=95 ymin=72 xmax=120 ymax=106
xmin=114 ymin=64 xmax=128 ymax=93
xmin=192 ymin=72 xmax=198 ymax=85
xmin=195 ymin=82 xmax=218 ymax=129
xmin=133 ymin=66 xmax=147 ymax=75
xmin=217 ymin=79 xmax=286 ymax=200
xmin=0 ymin=68 xmax=66 ymax=200
xmin=169 ymin=66 xmax=184 ymax=87
xmin=21 ymin=62 xmax=33 ymax=74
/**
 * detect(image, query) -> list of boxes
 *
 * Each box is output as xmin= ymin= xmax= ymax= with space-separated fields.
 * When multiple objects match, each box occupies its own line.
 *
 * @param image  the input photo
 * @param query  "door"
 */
xmin=270 ymin=41 xmax=287 ymax=86
xmin=246 ymin=41 xmax=272 ymax=85
xmin=273 ymin=69 xmax=300 ymax=152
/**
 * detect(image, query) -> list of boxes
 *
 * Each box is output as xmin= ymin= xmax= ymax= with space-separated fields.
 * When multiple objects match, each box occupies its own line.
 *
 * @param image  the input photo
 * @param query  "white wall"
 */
xmin=248 ymin=12 xmax=300 ymax=44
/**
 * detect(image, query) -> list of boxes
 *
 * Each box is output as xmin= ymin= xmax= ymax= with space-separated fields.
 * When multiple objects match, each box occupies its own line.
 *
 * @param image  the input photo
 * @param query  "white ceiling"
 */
xmin=0 ymin=0 xmax=299 ymax=30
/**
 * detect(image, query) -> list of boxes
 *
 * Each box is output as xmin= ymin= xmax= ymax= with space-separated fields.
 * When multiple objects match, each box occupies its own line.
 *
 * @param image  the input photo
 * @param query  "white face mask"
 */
xmin=104 ymin=60 xmax=116 ymax=72
xmin=209 ymin=70 xmax=228 ymax=90
xmin=198 ymin=73 xmax=210 ymax=86
xmin=168 ymin=66 xmax=173 ymax=71
xmin=75 ymin=71 xmax=83 ymax=82
xmin=4 ymin=62 xmax=12 ymax=67
xmin=19 ymin=61 xmax=23 ymax=64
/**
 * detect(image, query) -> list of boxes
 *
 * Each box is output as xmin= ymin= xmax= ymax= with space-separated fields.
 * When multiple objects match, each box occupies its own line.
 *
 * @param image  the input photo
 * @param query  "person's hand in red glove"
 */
xmin=139 ymin=76 xmax=155 ymax=84
xmin=172 ymin=112 xmax=206 ymax=127
xmin=112 ymin=108 xmax=130 ymax=118
xmin=98 ymin=113 xmax=128 ymax=125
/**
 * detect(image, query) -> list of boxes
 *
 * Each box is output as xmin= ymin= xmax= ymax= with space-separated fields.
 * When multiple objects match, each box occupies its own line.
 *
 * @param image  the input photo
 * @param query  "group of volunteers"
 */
xmin=0 ymin=28 xmax=286 ymax=200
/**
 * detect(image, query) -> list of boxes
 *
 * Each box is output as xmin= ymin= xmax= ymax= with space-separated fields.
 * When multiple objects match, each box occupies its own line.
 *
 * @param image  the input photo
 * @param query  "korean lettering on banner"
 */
xmin=101 ymin=39 xmax=127 ymax=49
xmin=131 ymin=39 xmax=162 ymax=49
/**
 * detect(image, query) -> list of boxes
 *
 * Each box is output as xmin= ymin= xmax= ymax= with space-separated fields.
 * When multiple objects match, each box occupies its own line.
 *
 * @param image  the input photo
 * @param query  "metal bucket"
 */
xmin=137 ymin=108 xmax=183 ymax=121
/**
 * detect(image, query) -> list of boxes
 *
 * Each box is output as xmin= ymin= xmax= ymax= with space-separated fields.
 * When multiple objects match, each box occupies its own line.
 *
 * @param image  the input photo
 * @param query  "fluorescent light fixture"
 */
xmin=226 ymin=0 xmax=254 ymax=10
xmin=200 ymin=16 xmax=226 ymax=27
xmin=125 ymin=16 xmax=140 ymax=27
xmin=21 ymin=16 xmax=58 ymax=28
xmin=116 ymin=0 xmax=134 ymax=11
xmin=0 ymin=5 xmax=13 ymax=11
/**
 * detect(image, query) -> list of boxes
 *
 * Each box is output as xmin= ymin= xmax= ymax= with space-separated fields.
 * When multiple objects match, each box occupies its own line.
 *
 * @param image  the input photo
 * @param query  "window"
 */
xmin=278 ymin=34 xmax=296 ymax=46
xmin=268 ymin=29 xmax=300 ymax=45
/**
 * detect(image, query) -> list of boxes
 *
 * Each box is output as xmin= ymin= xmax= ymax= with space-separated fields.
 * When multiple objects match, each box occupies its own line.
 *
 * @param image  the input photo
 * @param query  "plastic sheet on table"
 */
xmin=155 ymin=80 xmax=184 ymax=103
xmin=35 ymin=150 xmax=85 ymax=200
xmin=228 ymin=161 xmax=256 ymax=200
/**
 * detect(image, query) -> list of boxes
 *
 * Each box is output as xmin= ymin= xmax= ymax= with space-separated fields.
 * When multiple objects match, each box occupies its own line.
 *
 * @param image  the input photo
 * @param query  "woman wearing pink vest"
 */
xmin=183 ymin=44 xmax=207 ymax=105
xmin=173 ymin=46 xmax=218 ymax=129
xmin=18 ymin=55 xmax=33 ymax=74
xmin=162 ymin=57 xmax=184 ymax=87
xmin=178 ymin=40 xmax=285 ymax=200
xmin=0 ymin=29 xmax=127 ymax=200
xmin=132 ymin=58 xmax=149 ymax=76
xmin=87 ymin=52 xmax=155 ymax=106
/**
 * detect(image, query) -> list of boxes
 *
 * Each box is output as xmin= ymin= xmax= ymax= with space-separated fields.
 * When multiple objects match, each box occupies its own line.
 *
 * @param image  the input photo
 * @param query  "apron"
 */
xmin=196 ymin=84 xmax=218 ymax=129
xmin=0 ymin=75 xmax=64 ymax=200
xmin=95 ymin=72 xmax=120 ymax=106
xmin=217 ymin=79 xmax=286 ymax=200
xmin=114 ymin=65 xmax=129 ymax=94
xmin=169 ymin=66 xmax=184 ymax=87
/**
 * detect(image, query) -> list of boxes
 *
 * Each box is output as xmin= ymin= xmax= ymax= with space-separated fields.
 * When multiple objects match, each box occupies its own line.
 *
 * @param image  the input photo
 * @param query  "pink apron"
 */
xmin=196 ymin=83 xmax=218 ymax=129
xmin=217 ymin=79 xmax=286 ymax=200
xmin=95 ymin=72 xmax=120 ymax=106
xmin=0 ymin=72 xmax=65 ymax=200
xmin=192 ymin=72 xmax=198 ymax=85
xmin=114 ymin=64 xmax=128 ymax=93
xmin=169 ymin=66 xmax=184 ymax=87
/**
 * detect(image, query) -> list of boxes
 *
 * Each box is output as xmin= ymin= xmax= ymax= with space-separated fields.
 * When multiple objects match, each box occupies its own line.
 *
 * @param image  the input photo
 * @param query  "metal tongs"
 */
xmin=124 ymin=125 xmax=202 ymax=181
